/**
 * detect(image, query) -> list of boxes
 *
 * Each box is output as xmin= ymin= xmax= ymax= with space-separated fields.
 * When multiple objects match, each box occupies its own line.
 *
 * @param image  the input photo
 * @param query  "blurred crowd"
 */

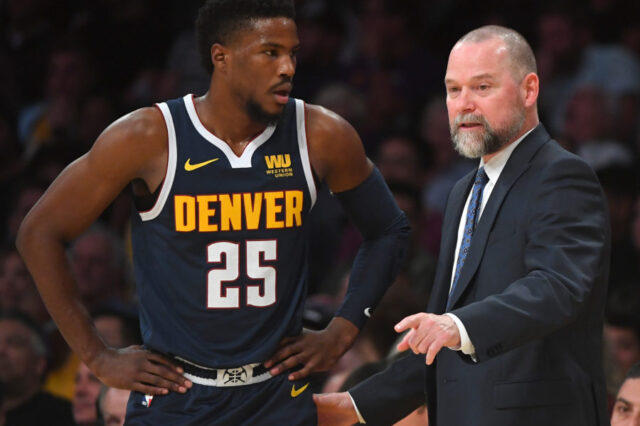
xmin=1 ymin=0 xmax=639 ymax=424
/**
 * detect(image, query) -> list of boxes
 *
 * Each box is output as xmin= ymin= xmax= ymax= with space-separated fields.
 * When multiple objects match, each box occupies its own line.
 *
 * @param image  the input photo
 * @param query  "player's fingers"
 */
xmin=144 ymin=359 xmax=192 ymax=388
xmin=276 ymin=336 xmax=297 ymax=347
xmin=131 ymin=382 xmax=170 ymax=396
xmin=287 ymin=364 xmax=312 ymax=381
xmin=265 ymin=343 xmax=302 ymax=372
xmin=271 ymin=352 xmax=306 ymax=377
xmin=146 ymin=352 xmax=184 ymax=373
xmin=138 ymin=371 xmax=189 ymax=394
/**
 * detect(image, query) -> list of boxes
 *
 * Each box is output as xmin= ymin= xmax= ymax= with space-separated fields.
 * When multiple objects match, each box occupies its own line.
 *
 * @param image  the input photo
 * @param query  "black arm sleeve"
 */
xmin=349 ymin=353 xmax=426 ymax=425
xmin=333 ymin=167 xmax=411 ymax=328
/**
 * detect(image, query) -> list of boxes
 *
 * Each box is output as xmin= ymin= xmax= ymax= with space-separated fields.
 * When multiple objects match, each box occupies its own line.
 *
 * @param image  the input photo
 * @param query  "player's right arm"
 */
xmin=16 ymin=107 xmax=192 ymax=395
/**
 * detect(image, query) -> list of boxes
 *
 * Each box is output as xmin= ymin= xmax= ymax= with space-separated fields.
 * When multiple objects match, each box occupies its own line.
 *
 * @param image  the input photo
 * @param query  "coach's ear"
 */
xmin=521 ymin=72 xmax=539 ymax=108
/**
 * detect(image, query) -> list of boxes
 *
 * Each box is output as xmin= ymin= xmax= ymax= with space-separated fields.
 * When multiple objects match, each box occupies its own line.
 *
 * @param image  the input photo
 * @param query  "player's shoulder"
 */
xmin=304 ymin=103 xmax=350 ymax=132
xmin=85 ymin=106 xmax=169 ymax=180
xmin=105 ymin=106 xmax=166 ymax=144
xmin=303 ymin=102 xmax=358 ymax=146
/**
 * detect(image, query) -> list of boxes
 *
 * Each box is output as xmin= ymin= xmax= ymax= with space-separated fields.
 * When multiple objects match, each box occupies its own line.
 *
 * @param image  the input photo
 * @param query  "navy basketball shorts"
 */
xmin=124 ymin=365 xmax=317 ymax=425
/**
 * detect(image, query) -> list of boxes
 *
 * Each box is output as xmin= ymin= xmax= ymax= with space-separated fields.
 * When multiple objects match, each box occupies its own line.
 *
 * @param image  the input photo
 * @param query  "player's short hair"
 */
xmin=195 ymin=0 xmax=296 ymax=75
xmin=456 ymin=25 xmax=537 ymax=81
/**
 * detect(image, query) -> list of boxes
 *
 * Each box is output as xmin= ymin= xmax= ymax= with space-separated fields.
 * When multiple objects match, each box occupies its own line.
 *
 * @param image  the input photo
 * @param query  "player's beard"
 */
xmin=450 ymin=110 xmax=525 ymax=159
xmin=246 ymin=98 xmax=283 ymax=126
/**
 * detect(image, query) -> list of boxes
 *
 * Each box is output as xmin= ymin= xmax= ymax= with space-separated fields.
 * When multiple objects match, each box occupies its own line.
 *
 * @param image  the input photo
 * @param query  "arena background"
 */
xmin=0 ymin=0 xmax=639 ymax=422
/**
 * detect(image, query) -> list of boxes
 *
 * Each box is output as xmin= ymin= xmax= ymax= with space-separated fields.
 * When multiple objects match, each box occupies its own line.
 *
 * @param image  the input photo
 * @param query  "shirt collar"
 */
xmin=480 ymin=126 xmax=536 ymax=183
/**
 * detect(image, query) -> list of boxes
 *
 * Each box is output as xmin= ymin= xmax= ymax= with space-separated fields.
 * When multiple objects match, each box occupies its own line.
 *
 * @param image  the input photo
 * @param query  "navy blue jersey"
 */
xmin=130 ymin=95 xmax=317 ymax=367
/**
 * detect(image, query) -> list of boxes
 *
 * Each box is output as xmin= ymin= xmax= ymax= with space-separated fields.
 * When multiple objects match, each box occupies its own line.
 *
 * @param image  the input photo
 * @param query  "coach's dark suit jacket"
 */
xmin=350 ymin=125 xmax=611 ymax=425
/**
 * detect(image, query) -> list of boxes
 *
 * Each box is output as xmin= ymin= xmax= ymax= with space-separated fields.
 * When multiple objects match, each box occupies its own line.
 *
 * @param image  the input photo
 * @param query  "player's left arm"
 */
xmin=265 ymin=104 xmax=410 ymax=380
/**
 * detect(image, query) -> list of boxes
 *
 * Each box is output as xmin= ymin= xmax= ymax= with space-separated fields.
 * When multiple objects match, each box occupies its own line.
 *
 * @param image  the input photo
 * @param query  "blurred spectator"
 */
xmin=605 ymin=288 xmax=640 ymax=396
xmin=560 ymin=86 xmax=613 ymax=151
xmin=76 ymin=95 xmax=117 ymax=151
xmin=0 ymin=112 xmax=22 ymax=186
xmin=44 ymin=300 xmax=140 ymax=403
xmin=0 ymin=245 xmax=49 ymax=325
xmin=387 ymin=181 xmax=437 ymax=299
xmin=70 ymin=224 xmax=129 ymax=312
xmin=376 ymin=136 xmax=424 ymax=186
xmin=634 ymin=198 xmax=640 ymax=257
xmin=578 ymin=140 xmax=639 ymax=291
xmin=92 ymin=303 xmax=142 ymax=349
xmin=162 ymin=30 xmax=210 ymax=99
xmin=72 ymin=362 xmax=102 ymax=426
xmin=292 ymin=1 xmax=351 ymax=102
xmin=314 ymin=82 xmax=367 ymax=132
xmin=17 ymin=38 xmax=93 ymax=159
xmin=3 ymin=177 xmax=48 ymax=243
xmin=76 ymin=0 xmax=172 ymax=108
xmin=0 ymin=310 xmax=74 ymax=425
xmin=96 ymin=385 xmax=130 ymax=426
xmin=536 ymin=8 xmax=640 ymax=144
xmin=0 ymin=0 xmax=57 ymax=108
xmin=597 ymin=164 xmax=640 ymax=291
xmin=611 ymin=361 xmax=640 ymax=425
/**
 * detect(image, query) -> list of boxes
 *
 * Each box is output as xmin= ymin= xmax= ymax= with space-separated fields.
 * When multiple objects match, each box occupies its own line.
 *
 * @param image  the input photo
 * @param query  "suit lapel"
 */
xmin=445 ymin=125 xmax=551 ymax=310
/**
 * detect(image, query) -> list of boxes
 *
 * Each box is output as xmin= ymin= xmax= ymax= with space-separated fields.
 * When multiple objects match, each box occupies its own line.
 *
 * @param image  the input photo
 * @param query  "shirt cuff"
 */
xmin=444 ymin=313 xmax=477 ymax=361
xmin=348 ymin=392 xmax=367 ymax=424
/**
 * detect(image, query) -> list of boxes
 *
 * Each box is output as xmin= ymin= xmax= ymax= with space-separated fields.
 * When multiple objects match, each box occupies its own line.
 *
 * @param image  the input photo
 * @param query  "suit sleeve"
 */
xmin=452 ymin=155 xmax=610 ymax=362
xmin=349 ymin=353 xmax=426 ymax=425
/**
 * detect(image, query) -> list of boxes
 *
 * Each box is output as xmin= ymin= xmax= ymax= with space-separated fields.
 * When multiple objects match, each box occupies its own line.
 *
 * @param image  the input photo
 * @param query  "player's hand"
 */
xmin=313 ymin=392 xmax=360 ymax=426
xmin=89 ymin=345 xmax=193 ymax=395
xmin=395 ymin=313 xmax=461 ymax=365
xmin=264 ymin=317 xmax=358 ymax=381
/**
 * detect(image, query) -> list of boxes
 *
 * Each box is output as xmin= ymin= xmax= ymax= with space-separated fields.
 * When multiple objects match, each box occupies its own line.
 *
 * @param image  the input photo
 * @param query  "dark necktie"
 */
xmin=447 ymin=167 xmax=489 ymax=310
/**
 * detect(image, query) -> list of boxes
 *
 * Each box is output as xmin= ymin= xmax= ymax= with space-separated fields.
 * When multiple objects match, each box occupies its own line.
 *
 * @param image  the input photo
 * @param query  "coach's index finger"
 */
xmin=394 ymin=313 xmax=424 ymax=333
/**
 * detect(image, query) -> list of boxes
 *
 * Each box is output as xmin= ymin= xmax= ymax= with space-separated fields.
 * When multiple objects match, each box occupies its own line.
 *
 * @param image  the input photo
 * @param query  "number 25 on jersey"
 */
xmin=207 ymin=240 xmax=277 ymax=309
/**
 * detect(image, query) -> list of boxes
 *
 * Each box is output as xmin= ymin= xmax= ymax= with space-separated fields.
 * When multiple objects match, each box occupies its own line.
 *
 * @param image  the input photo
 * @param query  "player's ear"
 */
xmin=211 ymin=43 xmax=228 ymax=72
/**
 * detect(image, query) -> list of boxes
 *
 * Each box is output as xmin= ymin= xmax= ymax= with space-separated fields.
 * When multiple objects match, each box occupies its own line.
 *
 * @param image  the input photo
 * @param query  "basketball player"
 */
xmin=16 ymin=1 xmax=410 ymax=423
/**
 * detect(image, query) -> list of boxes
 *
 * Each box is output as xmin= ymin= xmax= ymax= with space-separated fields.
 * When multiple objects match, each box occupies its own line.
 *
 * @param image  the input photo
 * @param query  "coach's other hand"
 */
xmin=313 ymin=392 xmax=360 ymax=426
xmin=264 ymin=317 xmax=358 ymax=381
xmin=89 ymin=345 xmax=193 ymax=395
xmin=395 ymin=313 xmax=461 ymax=364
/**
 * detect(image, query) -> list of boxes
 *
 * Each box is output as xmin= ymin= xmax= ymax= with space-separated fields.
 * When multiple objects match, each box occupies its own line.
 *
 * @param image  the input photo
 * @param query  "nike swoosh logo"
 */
xmin=364 ymin=307 xmax=372 ymax=318
xmin=184 ymin=157 xmax=219 ymax=171
xmin=290 ymin=383 xmax=309 ymax=398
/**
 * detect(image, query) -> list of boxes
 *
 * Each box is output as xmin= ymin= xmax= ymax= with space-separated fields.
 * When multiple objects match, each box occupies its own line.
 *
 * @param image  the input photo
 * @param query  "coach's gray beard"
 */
xmin=450 ymin=112 xmax=524 ymax=159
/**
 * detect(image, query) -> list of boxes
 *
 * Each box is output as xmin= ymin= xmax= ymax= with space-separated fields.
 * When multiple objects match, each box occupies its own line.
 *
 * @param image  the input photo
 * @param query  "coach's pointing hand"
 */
xmin=89 ymin=345 xmax=193 ymax=395
xmin=265 ymin=317 xmax=358 ymax=381
xmin=395 ymin=313 xmax=461 ymax=365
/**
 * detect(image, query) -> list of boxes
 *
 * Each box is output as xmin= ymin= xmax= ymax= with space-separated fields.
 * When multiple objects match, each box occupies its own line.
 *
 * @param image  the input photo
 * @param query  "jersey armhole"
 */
xmin=139 ymin=103 xmax=177 ymax=221
xmin=295 ymin=99 xmax=318 ymax=209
